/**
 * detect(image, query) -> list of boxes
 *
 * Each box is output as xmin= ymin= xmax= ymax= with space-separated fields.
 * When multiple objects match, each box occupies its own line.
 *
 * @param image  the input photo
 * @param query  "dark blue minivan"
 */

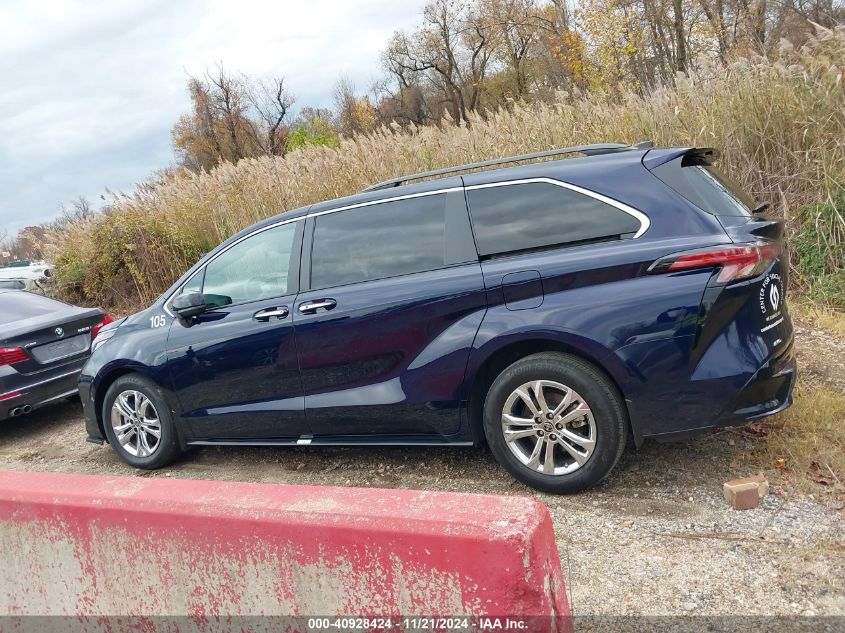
xmin=79 ymin=143 xmax=796 ymax=493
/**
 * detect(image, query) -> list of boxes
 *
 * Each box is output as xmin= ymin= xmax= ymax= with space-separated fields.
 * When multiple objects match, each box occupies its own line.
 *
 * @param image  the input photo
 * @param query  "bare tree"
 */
xmin=673 ymin=0 xmax=689 ymax=71
xmin=206 ymin=64 xmax=252 ymax=161
xmin=373 ymin=70 xmax=431 ymax=126
xmin=381 ymin=36 xmax=433 ymax=125
xmin=189 ymin=76 xmax=224 ymax=163
xmin=383 ymin=0 xmax=494 ymax=124
xmin=333 ymin=75 xmax=361 ymax=135
xmin=56 ymin=196 xmax=96 ymax=226
xmin=249 ymin=75 xmax=295 ymax=156
xmin=483 ymin=0 xmax=542 ymax=98
xmin=698 ymin=0 xmax=729 ymax=63
xmin=173 ymin=66 xmax=291 ymax=168
xmin=464 ymin=5 xmax=495 ymax=110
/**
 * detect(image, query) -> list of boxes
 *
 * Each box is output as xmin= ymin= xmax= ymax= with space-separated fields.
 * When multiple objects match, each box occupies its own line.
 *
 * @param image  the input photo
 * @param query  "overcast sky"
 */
xmin=0 ymin=0 xmax=424 ymax=236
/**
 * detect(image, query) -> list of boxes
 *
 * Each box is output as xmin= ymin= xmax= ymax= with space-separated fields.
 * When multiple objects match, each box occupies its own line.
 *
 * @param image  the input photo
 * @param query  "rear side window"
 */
xmin=651 ymin=158 xmax=754 ymax=217
xmin=466 ymin=182 xmax=641 ymax=257
xmin=0 ymin=291 xmax=66 ymax=325
xmin=310 ymin=194 xmax=447 ymax=288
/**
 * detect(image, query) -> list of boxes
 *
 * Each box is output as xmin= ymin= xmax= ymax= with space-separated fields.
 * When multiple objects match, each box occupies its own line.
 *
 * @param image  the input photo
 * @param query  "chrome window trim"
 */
xmin=464 ymin=177 xmax=651 ymax=239
xmin=307 ymin=187 xmax=461 ymax=218
xmin=161 ymin=178 xmax=649 ymax=315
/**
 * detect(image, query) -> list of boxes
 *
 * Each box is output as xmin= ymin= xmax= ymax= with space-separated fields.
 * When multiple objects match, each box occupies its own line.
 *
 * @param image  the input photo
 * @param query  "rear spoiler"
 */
xmin=642 ymin=147 xmax=719 ymax=170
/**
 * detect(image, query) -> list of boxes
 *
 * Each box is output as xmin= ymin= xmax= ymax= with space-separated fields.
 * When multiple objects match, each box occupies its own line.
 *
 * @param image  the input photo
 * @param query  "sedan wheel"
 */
xmin=110 ymin=389 xmax=162 ymax=458
xmin=501 ymin=380 xmax=596 ymax=476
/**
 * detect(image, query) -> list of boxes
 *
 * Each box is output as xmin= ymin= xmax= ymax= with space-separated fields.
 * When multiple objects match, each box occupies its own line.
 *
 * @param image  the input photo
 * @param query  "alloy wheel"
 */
xmin=110 ymin=390 xmax=162 ymax=458
xmin=501 ymin=380 xmax=596 ymax=475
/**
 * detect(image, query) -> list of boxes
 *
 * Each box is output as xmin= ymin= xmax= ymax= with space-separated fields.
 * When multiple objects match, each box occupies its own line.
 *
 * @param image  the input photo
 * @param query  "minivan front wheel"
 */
xmin=103 ymin=374 xmax=181 ymax=469
xmin=484 ymin=352 xmax=627 ymax=494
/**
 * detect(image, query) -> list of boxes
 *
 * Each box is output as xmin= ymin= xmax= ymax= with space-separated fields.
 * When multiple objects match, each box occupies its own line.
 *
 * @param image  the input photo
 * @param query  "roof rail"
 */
xmin=362 ymin=142 xmax=637 ymax=192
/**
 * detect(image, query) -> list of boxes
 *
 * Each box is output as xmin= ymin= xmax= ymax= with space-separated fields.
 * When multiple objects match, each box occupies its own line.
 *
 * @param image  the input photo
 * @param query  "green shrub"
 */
xmin=792 ymin=195 xmax=845 ymax=279
xmin=807 ymin=271 xmax=845 ymax=309
xmin=792 ymin=194 xmax=845 ymax=308
xmin=286 ymin=117 xmax=340 ymax=152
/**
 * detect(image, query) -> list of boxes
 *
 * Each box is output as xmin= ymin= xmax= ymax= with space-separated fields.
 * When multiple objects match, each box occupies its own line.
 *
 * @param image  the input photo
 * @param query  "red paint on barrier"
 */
xmin=0 ymin=470 xmax=571 ymax=632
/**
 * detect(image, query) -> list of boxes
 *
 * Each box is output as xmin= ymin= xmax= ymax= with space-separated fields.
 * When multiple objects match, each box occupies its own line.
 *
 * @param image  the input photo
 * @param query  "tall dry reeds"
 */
xmin=48 ymin=27 xmax=845 ymax=311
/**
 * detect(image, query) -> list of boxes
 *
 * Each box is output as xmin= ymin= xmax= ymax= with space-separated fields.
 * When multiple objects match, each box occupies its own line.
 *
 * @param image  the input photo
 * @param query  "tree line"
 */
xmin=172 ymin=0 xmax=842 ymax=172
xmin=3 ymin=0 xmax=841 ymax=260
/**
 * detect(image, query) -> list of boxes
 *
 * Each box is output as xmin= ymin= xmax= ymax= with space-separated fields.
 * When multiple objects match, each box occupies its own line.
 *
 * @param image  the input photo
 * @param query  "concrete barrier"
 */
xmin=0 ymin=470 xmax=570 ymax=631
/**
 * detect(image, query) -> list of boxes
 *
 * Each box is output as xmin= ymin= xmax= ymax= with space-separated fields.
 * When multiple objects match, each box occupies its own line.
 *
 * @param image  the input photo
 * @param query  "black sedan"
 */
xmin=1 ymin=290 xmax=110 ymax=421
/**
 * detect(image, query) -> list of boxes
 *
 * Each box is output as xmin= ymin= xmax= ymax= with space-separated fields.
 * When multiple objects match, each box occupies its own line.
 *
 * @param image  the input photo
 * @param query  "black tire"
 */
xmin=102 ymin=374 xmax=181 ymax=469
xmin=483 ymin=352 xmax=627 ymax=494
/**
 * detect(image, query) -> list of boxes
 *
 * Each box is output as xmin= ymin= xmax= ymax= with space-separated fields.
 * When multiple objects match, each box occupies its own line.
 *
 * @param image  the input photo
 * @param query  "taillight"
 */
xmin=92 ymin=314 xmax=114 ymax=339
xmin=0 ymin=347 xmax=28 ymax=366
xmin=648 ymin=243 xmax=780 ymax=283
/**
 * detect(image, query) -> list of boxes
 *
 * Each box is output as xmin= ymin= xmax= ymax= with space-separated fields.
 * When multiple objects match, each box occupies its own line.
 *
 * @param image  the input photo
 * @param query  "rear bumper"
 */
xmin=0 ymin=363 xmax=84 ymax=421
xmin=645 ymin=340 xmax=797 ymax=443
xmin=715 ymin=339 xmax=797 ymax=424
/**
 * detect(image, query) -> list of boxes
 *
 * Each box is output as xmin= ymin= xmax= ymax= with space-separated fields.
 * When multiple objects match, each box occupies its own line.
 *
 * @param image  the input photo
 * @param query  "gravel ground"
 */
xmin=1 ymin=400 xmax=842 ymax=617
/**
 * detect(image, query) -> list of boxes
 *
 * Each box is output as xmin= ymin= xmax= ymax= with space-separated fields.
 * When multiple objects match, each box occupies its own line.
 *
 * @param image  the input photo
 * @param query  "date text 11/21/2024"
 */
xmin=306 ymin=617 xmax=536 ymax=630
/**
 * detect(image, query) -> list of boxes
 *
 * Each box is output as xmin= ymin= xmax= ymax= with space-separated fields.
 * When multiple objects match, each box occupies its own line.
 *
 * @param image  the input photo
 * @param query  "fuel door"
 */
xmin=502 ymin=270 xmax=544 ymax=310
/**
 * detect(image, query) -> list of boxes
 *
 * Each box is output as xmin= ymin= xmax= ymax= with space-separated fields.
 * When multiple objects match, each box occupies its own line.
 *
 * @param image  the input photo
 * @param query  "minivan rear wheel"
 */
xmin=483 ymin=352 xmax=627 ymax=494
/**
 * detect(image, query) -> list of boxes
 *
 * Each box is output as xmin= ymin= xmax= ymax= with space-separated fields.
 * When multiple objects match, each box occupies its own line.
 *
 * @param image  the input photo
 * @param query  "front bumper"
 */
xmin=78 ymin=377 xmax=105 ymax=443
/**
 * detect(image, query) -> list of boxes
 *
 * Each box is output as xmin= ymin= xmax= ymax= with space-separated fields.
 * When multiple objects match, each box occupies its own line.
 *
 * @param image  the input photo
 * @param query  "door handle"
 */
xmin=253 ymin=306 xmax=289 ymax=321
xmin=298 ymin=298 xmax=337 ymax=314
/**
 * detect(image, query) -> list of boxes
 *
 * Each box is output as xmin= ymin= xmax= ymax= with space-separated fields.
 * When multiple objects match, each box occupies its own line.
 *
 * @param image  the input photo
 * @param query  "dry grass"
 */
xmin=747 ymin=304 xmax=845 ymax=495
xmin=793 ymin=299 xmax=845 ymax=338
xmin=46 ymin=27 xmax=845 ymax=311
xmin=753 ymin=382 xmax=845 ymax=495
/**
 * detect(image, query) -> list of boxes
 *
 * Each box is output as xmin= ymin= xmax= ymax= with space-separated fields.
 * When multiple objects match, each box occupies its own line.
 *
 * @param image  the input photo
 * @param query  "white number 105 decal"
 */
xmin=150 ymin=315 xmax=167 ymax=328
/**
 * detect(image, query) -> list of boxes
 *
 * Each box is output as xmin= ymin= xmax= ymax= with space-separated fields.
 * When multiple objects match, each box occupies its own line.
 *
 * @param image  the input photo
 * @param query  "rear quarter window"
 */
xmin=465 ymin=181 xmax=642 ymax=257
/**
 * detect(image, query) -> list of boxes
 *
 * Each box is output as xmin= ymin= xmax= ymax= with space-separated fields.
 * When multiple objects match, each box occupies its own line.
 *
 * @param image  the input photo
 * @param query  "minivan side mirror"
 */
xmin=171 ymin=292 xmax=208 ymax=319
